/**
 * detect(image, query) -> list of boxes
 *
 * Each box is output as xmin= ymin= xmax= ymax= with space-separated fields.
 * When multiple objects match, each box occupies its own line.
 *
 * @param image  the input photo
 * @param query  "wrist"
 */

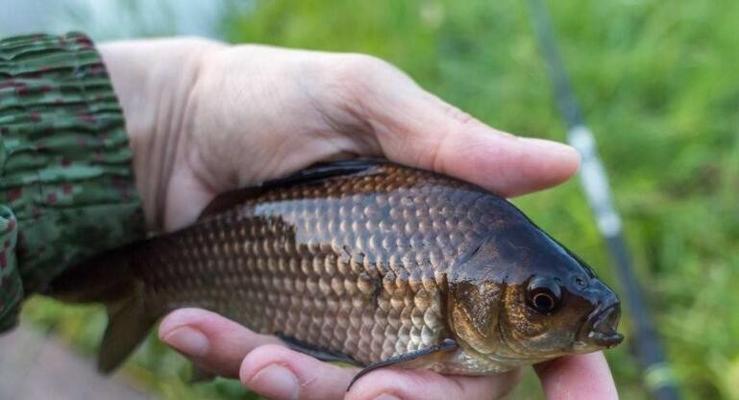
xmin=99 ymin=37 xmax=225 ymax=230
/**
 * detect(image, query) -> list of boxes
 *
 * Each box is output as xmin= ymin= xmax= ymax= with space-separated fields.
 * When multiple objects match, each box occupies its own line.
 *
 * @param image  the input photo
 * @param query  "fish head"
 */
xmin=497 ymin=260 xmax=623 ymax=359
xmin=448 ymin=208 xmax=622 ymax=369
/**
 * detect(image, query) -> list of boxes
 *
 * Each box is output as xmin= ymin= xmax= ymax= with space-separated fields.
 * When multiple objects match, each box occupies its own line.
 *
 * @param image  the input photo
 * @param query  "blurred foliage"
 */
xmin=21 ymin=0 xmax=738 ymax=399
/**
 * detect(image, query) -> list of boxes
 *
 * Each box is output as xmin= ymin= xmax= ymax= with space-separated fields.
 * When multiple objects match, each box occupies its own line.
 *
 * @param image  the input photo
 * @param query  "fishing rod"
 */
xmin=525 ymin=1 xmax=681 ymax=399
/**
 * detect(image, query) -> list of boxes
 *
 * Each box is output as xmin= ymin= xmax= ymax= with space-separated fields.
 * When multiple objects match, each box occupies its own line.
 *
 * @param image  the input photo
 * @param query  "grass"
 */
xmin=20 ymin=0 xmax=739 ymax=398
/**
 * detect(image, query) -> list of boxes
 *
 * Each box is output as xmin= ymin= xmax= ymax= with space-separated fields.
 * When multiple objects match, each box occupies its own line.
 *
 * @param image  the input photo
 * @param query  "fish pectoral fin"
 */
xmin=276 ymin=333 xmax=361 ymax=366
xmin=347 ymin=338 xmax=459 ymax=391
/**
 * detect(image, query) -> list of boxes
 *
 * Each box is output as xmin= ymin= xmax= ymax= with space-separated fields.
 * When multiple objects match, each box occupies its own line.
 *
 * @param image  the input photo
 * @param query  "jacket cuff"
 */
xmin=0 ymin=207 xmax=21 ymax=331
xmin=0 ymin=33 xmax=146 ymax=331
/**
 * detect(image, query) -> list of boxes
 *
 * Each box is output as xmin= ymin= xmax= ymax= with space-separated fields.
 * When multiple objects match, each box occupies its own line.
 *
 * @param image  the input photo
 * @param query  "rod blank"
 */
xmin=525 ymin=1 xmax=681 ymax=399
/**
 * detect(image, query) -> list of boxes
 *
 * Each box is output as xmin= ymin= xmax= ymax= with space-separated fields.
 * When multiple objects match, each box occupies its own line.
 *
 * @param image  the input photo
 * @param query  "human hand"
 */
xmin=158 ymin=309 xmax=617 ymax=400
xmin=100 ymin=38 xmax=617 ymax=399
xmin=100 ymin=37 xmax=578 ymax=232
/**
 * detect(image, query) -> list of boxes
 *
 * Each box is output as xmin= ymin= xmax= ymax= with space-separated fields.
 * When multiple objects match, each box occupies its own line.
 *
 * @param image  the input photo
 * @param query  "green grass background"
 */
xmin=21 ymin=0 xmax=738 ymax=398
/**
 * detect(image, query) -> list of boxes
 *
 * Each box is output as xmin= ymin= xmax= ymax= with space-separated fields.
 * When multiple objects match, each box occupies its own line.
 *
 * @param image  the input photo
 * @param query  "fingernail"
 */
xmin=374 ymin=394 xmax=401 ymax=400
xmin=519 ymin=137 xmax=579 ymax=157
xmin=247 ymin=364 xmax=299 ymax=400
xmin=162 ymin=326 xmax=209 ymax=357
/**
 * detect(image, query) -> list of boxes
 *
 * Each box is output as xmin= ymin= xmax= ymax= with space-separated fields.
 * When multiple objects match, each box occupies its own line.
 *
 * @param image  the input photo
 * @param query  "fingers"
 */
xmin=347 ymin=368 xmax=521 ymax=400
xmin=340 ymin=57 xmax=580 ymax=197
xmin=157 ymin=307 xmax=613 ymax=400
xmin=534 ymin=352 xmax=618 ymax=400
xmin=240 ymin=344 xmax=355 ymax=400
xmin=239 ymin=345 xmax=520 ymax=400
xmin=159 ymin=309 xmax=521 ymax=400
xmin=375 ymin=93 xmax=580 ymax=197
xmin=158 ymin=308 xmax=282 ymax=378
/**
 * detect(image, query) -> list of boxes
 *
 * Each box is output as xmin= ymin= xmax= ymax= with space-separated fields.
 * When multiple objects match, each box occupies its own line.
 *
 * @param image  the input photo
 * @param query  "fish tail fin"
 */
xmin=47 ymin=242 xmax=160 ymax=373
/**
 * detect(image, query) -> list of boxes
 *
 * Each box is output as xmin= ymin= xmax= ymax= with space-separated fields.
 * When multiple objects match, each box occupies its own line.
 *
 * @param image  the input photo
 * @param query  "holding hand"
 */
xmin=100 ymin=38 xmax=616 ymax=399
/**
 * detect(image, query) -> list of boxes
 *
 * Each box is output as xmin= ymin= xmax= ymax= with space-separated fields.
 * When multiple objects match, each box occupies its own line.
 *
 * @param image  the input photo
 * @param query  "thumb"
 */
xmin=345 ymin=57 xmax=580 ymax=197
xmin=159 ymin=308 xmax=282 ymax=378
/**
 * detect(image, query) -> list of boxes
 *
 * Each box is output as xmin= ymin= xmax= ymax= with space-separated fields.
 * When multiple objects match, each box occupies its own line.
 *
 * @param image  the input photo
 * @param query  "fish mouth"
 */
xmin=579 ymin=303 xmax=623 ymax=348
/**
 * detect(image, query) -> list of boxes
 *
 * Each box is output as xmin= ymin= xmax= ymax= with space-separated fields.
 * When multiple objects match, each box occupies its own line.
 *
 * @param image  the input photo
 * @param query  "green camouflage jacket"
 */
xmin=0 ymin=33 xmax=145 ymax=332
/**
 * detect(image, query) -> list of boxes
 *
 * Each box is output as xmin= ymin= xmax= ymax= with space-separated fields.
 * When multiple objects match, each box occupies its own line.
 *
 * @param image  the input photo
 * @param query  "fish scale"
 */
xmin=48 ymin=159 xmax=623 ymax=379
xmin=128 ymin=165 xmax=487 ymax=366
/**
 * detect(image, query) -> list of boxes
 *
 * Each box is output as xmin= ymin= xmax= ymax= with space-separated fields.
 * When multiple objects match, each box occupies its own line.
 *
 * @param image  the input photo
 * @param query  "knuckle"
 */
xmin=331 ymin=53 xmax=393 ymax=97
xmin=440 ymin=102 xmax=476 ymax=127
xmin=341 ymin=53 xmax=391 ymax=75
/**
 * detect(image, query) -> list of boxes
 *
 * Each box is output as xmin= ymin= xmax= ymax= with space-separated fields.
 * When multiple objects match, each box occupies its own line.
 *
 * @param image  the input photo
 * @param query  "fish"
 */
xmin=47 ymin=158 xmax=623 ymax=386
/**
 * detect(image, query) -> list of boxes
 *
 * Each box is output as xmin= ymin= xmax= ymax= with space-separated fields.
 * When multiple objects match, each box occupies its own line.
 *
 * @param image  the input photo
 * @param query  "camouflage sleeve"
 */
xmin=0 ymin=33 xmax=146 ymax=332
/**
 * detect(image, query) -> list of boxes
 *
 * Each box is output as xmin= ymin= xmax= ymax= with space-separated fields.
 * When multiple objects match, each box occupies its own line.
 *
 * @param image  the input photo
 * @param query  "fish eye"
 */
xmin=527 ymin=277 xmax=562 ymax=314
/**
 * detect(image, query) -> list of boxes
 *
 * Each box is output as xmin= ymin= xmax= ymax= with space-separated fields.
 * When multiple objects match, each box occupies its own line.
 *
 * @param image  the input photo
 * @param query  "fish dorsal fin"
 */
xmin=198 ymin=158 xmax=387 ymax=218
